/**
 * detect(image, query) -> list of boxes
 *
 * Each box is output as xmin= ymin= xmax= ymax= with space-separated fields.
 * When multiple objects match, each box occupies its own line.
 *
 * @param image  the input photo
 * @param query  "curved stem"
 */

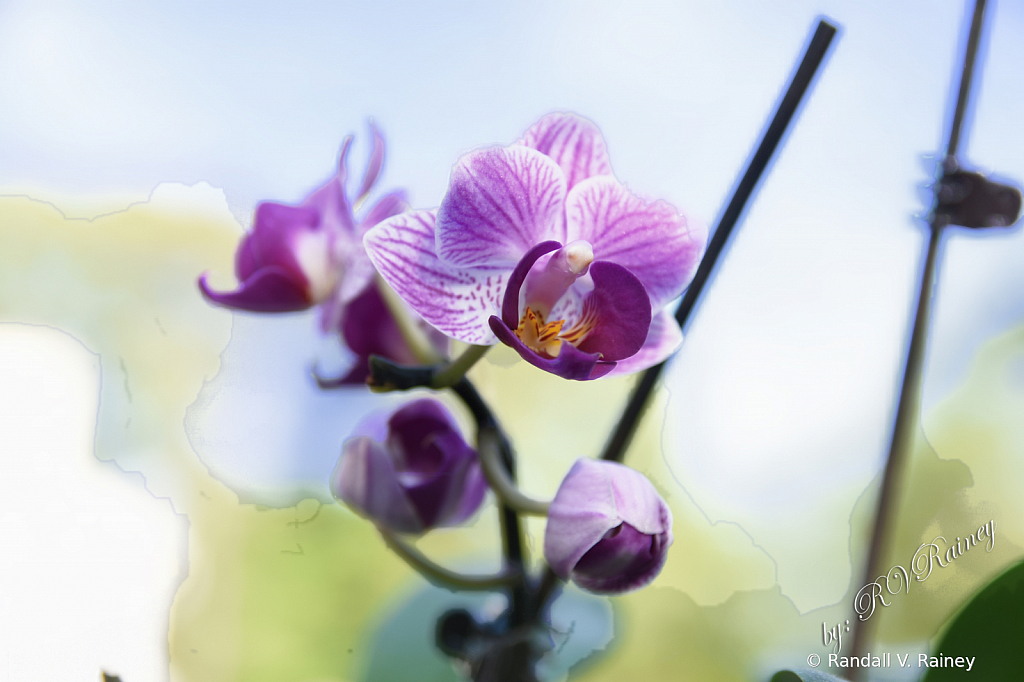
xmin=478 ymin=427 xmax=551 ymax=517
xmin=379 ymin=528 xmax=522 ymax=591
xmin=433 ymin=344 xmax=491 ymax=388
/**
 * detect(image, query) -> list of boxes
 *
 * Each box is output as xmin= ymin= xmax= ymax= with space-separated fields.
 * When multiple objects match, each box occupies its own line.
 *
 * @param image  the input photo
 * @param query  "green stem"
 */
xmin=477 ymin=427 xmax=551 ymax=517
xmin=379 ymin=528 xmax=522 ymax=591
xmin=432 ymin=344 xmax=490 ymax=388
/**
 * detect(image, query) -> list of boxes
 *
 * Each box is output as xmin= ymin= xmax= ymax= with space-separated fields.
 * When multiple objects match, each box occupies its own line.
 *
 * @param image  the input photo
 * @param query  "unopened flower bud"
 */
xmin=544 ymin=458 xmax=672 ymax=594
xmin=331 ymin=399 xmax=486 ymax=534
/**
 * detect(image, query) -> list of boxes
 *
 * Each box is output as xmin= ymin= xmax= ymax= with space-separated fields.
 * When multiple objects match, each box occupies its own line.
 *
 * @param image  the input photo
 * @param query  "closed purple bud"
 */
xmin=331 ymin=399 xmax=487 ymax=534
xmin=544 ymin=458 xmax=672 ymax=594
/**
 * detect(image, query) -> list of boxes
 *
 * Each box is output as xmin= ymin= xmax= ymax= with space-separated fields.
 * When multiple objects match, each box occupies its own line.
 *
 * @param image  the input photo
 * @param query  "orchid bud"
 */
xmin=331 ymin=399 xmax=487 ymax=534
xmin=544 ymin=458 xmax=672 ymax=594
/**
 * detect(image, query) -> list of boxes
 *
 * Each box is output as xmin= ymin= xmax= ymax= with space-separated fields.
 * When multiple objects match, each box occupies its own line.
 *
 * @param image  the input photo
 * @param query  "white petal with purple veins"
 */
xmin=363 ymin=210 xmax=508 ymax=345
xmin=435 ymin=145 xmax=568 ymax=267
xmin=565 ymin=175 xmax=706 ymax=311
xmin=518 ymin=112 xmax=613 ymax=191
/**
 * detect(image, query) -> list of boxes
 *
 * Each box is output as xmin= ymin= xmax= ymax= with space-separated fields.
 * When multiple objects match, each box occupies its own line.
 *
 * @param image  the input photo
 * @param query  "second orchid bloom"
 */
xmin=364 ymin=112 xmax=707 ymax=380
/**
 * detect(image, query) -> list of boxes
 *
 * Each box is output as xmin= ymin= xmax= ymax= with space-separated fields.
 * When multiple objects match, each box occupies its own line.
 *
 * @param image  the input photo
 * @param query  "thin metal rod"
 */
xmin=947 ymin=0 xmax=988 ymax=159
xmin=846 ymin=226 xmax=944 ymax=679
xmin=847 ymin=1 xmax=989 ymax=677
xmin=601 ymin=18 xmax=838 ymax=462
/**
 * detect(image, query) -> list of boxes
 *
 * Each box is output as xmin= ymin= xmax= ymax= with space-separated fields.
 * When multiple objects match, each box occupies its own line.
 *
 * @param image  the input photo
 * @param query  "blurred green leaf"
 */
xmin=770 ymin=670 xmax=847 ymax=682
xmin=922 ymin=558 xmax=1024 ymax=681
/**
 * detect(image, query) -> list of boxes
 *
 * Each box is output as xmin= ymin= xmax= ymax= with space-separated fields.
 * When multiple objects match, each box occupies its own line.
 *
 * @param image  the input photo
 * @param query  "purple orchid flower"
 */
xmin=362 ymin=113 xmax=706 ymax=380
xmin=198 ymin=125 xmax=437 ymax=385
xmin=331 ymin=399 xmax=488 ymax=534
xmin=544 ymin=458 xmax=673 ymax=595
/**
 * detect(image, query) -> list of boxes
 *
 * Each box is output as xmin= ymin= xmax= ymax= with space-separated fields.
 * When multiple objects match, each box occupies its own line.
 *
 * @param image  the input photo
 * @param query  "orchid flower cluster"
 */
xmin=199 ymin=113 xmax=706 ymax=675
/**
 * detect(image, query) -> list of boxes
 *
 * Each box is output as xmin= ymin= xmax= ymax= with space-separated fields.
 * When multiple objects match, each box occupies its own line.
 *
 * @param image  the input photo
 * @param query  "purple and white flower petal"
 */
xmin=518 ymin=112 xmax=613 ymax=191
xmin=364 ymin=210 xmax=507 ymax=346
xmin=331 ymin=399 xmax=487 ymax=534
xmin=565 ymin=175 xmax=706 ymax=311
xmin=435 ymin=146 xmax=567 ymax=268
xmin=544 ymin=458 xmax=673 ymax=594
xmin=601 ymin=310 xmax=684 ymax=378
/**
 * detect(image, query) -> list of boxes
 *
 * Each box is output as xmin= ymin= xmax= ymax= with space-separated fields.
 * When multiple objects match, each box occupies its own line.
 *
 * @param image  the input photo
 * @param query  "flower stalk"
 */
xmin=379 ymin=528 xmax=522 ymax=591
xmin=477 ymin=427 xmax=551 ymax=517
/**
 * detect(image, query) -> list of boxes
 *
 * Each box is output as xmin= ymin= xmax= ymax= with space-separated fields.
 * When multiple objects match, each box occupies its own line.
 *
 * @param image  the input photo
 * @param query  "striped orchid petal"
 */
xmin=364 ymin=210 xmax=507 ymax=345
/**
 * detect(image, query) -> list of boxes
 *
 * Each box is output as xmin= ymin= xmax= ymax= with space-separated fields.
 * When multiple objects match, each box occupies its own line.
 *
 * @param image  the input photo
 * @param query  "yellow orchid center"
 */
xmin=514 ymin=304 xmax=600 ymax=359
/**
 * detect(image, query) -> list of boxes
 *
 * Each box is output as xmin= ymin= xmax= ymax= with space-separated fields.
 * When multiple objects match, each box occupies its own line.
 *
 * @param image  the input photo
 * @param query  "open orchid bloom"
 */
xmin=331 ymin=399 xmax=487 ymax=534
xmin=544 ymin=458 xmax=673 ymax=595
xmin=200 ymin=126 xmax=405 ymax=315
xmin=363 ymin=112 xmax=706 ymax=380
xmin=198 ymin=125 xmax=438 ymax=385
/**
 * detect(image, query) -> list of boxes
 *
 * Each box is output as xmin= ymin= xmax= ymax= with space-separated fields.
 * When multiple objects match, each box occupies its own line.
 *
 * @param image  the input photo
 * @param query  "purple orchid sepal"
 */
xmin=363 ymin=113 xmax=705 ymax=380
xmin=544 ymin=458 xmax=673 ymax=595
xmin=331 ymin=399 xmax=487 ymax=534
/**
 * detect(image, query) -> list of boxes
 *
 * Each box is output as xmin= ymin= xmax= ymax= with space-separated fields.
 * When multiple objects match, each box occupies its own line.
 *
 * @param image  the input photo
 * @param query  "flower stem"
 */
xmin=449 ymin=379 xmax=531 ymax=627
xmin=379 ymin=528 xmax=523 ymax=591
xmin=600 ymin=18 xmax=838 ymax=464
xmin=432 ymin=344 xmax=491 ymax=388
xmin=477 ymin=427 xmax=551 ymax=517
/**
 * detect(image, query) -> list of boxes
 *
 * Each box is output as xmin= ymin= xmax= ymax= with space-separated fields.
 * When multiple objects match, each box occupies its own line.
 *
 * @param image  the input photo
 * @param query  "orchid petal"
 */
xmin=363 ymin=210 xmax=507 ymax=345
xmin=332 ymin=437 xmax=423 ymax=534
xmin=602 ymin=310 xmax=683 ymax=378
xmin=303 ymin=137 xmax=357 ymax=234
xmin=356 ymin=122 xmax=386 ymax=204
xmin=341 ymin=284 xmax=420 ymax=362
xmin=519 ymin=112 xmax=613 ymax=191
xmin=240 ymin=202 xmax=320 ymax=278
xmin=436 ymin=145 xmax=567 ymax=267
xmin=488 ymin=316 xmax=615 ymax=381
xmin=332 ymin=400 xmax=486 ymax=534
xmin=572 ymin=522 xmax=669 ymax=594
xmin=544 ymin=458 xmax=672 ymax=593
xmin=198 ymin=268 xmax=310 ymax=312
xmin=544 ymin=459 xmax=620 ymax=577
xmin=573 ymin=261 xmax=651 ymax=362
xmin=501 ymin=240 xmax=562 ymax=327
xmin=359 ymin=190 xmax=409 ymax=232
xmin=566 ymin=175 xmax=706 ymax=310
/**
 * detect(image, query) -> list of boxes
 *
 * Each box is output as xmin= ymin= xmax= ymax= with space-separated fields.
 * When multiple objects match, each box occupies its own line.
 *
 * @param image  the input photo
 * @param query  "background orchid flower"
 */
xmin=197 ymin=125 xmax=442 ymax=385
xmin=363 ymin=112 xmax=706 ymax=380
xmin=200 ymin=125 xmax=405 ymax=314
xmin=544 ymin=458 xmax=673 ymax=595
xmin=331 ymin=399 xmax=488 ymax=534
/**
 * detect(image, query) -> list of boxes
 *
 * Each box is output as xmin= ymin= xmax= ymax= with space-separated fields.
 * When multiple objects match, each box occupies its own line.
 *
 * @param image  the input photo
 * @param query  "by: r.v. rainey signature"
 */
xmin=854 ymin=519 xmax=995 ymax=622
